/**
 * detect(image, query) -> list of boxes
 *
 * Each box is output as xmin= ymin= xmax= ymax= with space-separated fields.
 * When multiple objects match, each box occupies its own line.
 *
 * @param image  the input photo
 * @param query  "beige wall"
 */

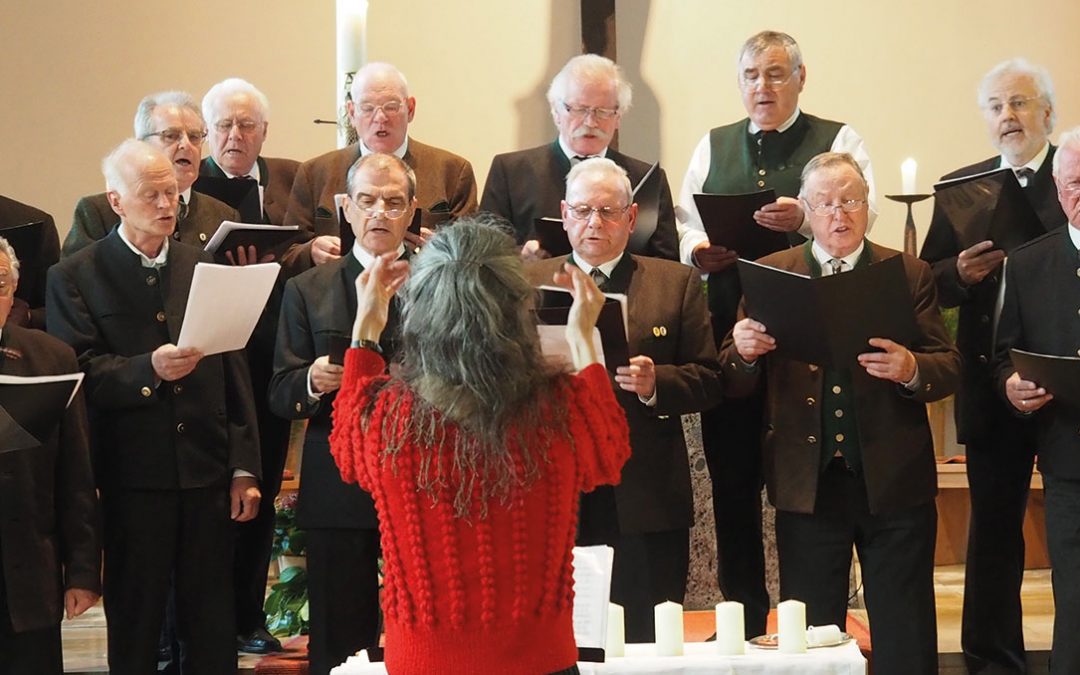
xmin=3 ymin=1 xmax=1078 ymax=252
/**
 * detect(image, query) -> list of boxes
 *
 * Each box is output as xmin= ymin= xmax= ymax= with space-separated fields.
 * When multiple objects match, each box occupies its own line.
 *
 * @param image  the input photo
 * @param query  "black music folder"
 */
xmin=693 ymin=190 xmax=788 ymax=261
xmin=629 ymin=162 xmax=661 ymax=248
xmin=737 ymin=254 xmax=918 ymax=368
xmin=533 ymin=217 xmax=572 ymax=257
xmin=0 ymin=373 xmax=83 ymax=454
xmin=193 ymin=175 xmax=263 ymax=223
xmin=204 ymin=221 xmax=302 ymax=263
xmin=1 ymin=220 xmax=48 ymax=264
xmin=1011 ymin=349 xmax=1080 ymax=410
xmin=535 ymin=287 xmax=629 ymax=373
xmin=932 ymin=168 xmax=1045 ymax=252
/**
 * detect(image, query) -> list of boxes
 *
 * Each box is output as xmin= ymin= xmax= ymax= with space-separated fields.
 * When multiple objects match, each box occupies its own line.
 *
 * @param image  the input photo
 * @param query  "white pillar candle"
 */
xmin=654 ymin=601 xmax=684 ymax=656
xmin=777 ymin=599 xmax=807 ymax=654
xmin=714 ymin=601 xmax=745 ymax=655
xmin=901 ymin=157 xmax=918 ymax=194
xmin=606 ymin=603 xmax=625 ymax=658
xmin=335 ymin=0 xmax=369 ymax=148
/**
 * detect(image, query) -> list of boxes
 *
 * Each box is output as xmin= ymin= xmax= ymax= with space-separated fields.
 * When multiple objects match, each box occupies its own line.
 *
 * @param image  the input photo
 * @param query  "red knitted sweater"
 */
xmin=330 ymin=348 xmax=631 ymax=674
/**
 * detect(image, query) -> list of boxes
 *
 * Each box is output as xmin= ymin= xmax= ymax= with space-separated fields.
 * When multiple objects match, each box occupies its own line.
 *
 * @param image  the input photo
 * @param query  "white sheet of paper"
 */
xmin=538 ymin=325 xmax=605 ymax=371
xmin=176 ymin=262 xmax=280 ymax=355
xmin=0 ymin=372 xmax=85 ymax=408
xmin=572 ymin=545 xmax=614 ymax=653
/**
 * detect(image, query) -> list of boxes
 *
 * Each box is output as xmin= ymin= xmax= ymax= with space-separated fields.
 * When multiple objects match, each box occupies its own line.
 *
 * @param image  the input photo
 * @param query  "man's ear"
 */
xmin=106 ymin=190 xmax=124 ymax=218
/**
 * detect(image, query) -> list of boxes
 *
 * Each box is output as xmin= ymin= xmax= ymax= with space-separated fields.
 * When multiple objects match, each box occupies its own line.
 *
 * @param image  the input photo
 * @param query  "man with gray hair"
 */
xmin=724 ymin=152 xmax=958 ymax=674
xmin=199 ymin=77 xmax=298 ymax=655
xmin=920 ymin=57 xmax=1067 ymax=673
xmin=481 ymin=53 xmax=677 ymax=260
xmin=198 ymin=78 xmax=299 ymax=229
xmin=676 ymin=29 xmax=876 ymax=639
xmin=47 ymin=139 xmax=261 ymax=673
xmin=62 ymin=91 xmax=238 ymax=257
xmin=284 ymin=62 xmax=476 ymax=273
xmin=524 ymin=157 xmax=723 ymax=641
xmin=993 ymin=125 xmax=1080 ymax=675
xmin=272 ymin=152 xmax=417 ymax=675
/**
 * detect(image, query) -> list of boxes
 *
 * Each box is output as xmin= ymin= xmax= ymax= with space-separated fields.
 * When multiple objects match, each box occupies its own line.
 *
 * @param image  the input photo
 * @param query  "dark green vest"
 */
xmin=804 ymin=240 xmax=873 ymax=474
xmin=702 ymin=112 xmax=844 ymax=198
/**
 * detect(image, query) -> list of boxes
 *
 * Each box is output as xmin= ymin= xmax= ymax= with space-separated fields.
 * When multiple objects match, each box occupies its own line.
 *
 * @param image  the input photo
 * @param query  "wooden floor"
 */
xmin=59 ymin=564 xmax=1055 ymax=674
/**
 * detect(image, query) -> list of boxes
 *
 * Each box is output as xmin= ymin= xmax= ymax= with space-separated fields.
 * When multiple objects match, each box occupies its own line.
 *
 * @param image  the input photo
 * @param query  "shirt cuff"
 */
xmin=638 ymin=390 xmax=658 ymax=407
xmin=307 ymin=366 xmax=324 ymax=400
xmin=232 ymin=469 xmax=256 ymax=479
xmin=902 ymin=364 xmax=921 ymax=391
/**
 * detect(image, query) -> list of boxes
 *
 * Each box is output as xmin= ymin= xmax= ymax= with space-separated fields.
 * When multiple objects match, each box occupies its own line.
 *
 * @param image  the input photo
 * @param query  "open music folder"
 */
xmin=534 ymin=285 xmax=629 ymax=373
xmin=693 ymin=189 xmax=788 ymax=261
xmin=204 ymin=221 xmax=302 ymax=263
xmin=0 ymin=372 xmax=83 ymax=454
xmin=1010 ymin=348 xmax=1080 ymax=410
xmin=736 ymin=254 xmax=918 ymax=368
xmin=932 ymin=168 xmax=1045 ymax=252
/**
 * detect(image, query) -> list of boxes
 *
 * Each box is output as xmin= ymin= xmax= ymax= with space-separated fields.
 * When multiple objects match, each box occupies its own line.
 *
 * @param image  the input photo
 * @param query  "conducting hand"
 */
xmin=352 ymin=252 xmax=409 ymax=343
xmin=956 ymin=240 xmax=1005 ymax=286
xmin=230 ymin=475 xmax=261 ymax=522
xmin=151 ymin=344 xmax=203 ymax=382
xmin=753 ymin=196 xmax=804 ymax=232
xmin=616 ymin=355 xmax=656 ymax=399
xmin=732 ymin=317 xmax=776 ymax=362
xmin=311 ymin=235 xmax=342 ymax=266
xmin=551 ymin=263 xmax=605 ymax=369
xmin=1005 ymin=371 xmax=1052 ymax=412
xmin=691 ymin=242 xmax=738 ymax=273
xmin=858 ymin=338 xmax=917 ymax=383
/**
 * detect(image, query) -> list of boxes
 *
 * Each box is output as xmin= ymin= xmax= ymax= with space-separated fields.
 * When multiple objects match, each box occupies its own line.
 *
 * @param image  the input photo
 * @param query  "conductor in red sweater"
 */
xmin=330 ymin=214 xmax=631 ymax=674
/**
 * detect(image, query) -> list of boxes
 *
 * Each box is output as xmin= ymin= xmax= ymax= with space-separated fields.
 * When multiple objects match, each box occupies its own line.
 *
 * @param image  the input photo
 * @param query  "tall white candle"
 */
xmin=714 ymin=601 xmax=745 ymax=655
xmin=654 ymin=601 xmax=684 ymax=656
xmin=777 ymin=599 xmax=807 ymax=654
xmin=606 ymin=603 xmax=625 ymax=658
xmin=335 ymin=0 xmax=369 ymax=147
xmin=901 ymin=157 xmax=918 ymax=195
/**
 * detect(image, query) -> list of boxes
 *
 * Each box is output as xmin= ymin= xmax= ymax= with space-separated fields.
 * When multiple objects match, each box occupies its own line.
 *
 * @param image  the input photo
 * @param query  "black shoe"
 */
xmin=237 ymin=626 xmax=283 ymax=654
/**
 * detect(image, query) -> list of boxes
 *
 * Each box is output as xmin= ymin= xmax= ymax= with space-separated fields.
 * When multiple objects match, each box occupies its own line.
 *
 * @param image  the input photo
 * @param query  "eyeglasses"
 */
xmin=983 ymin=96 xmax=1042 ymax=117
xmin=213 ymin=119 xmax=261 ymax=134
xmin=356 ymin=100 xmax=405 ymax=117
xmin=803 ymin=198 xmax=866 ymax=217
xmin=565 ymin=203 xmax=630 ymax=223
xmin=739 ymin=69 xmax=797 ymax=90
xmin=144 ymin=128 xmax=208 ymax=145
xmin=561 ymin=102 xmax=619 ymax=121
xmin=351 ymin=198 xmax=408 ymax=219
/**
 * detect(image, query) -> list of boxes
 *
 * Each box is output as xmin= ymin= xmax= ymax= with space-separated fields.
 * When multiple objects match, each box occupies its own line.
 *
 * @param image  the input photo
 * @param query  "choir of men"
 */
xmin=6 ymin=31 xmax=1076 ymax=673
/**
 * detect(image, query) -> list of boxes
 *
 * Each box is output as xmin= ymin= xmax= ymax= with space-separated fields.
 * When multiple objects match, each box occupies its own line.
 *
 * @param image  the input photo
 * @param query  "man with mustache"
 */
xmin=920 ymin=58 xmax=1066 ymax=674
xmin=284 ymin=62 xmax=476 ymax=273
xmin=481 ymin=54 xmax=677 ymax=260
xmin=62 ymin=92 xmax=238 ymax=257
xmin=676 ymin=30 xmax=876 ymax=639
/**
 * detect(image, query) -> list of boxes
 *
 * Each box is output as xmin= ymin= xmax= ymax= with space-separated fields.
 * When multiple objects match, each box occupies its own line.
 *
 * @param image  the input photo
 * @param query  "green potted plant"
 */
xmin=264 ymin=493 xmax=309 ymax=637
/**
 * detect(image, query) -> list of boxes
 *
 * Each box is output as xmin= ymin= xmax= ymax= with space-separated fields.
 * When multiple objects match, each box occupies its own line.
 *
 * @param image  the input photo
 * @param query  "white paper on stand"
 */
xmin=572 ymin=545 xmax=614 ymax=654
xmin=176 ymin=262 xmax=280 ymax=355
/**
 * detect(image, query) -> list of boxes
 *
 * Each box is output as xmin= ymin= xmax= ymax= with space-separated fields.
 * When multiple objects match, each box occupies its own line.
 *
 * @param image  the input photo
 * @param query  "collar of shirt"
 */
xmin=574 ymin=252 xmax=624 ymax=278
xmin=352 ymin=240 xmax=406 ymax=269
xmin=557 ymin=135 xmax=609 ymax=163
xmin=179 ymin=187 xmax=192 ymax=205
xmin=811 ymin=239 xmax=864 ymax=274
xmin=360 ymin=137 xmax=408 ymax=160
xmin=999 ymin=141 xmax=1050 ymax=175
xmin=118 ymin=221 xmax=170 ymax=267
xmin=220 ymin=159 xmax=261 ymax=183
xmin=748 ymin=108 xmax=801 ymax=135
xmin=1068 ymin=223 xmax=1080 ymax=251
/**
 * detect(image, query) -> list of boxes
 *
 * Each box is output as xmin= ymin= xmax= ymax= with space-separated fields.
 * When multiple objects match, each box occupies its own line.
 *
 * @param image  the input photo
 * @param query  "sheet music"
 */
xmin=176 ymin=262 xmax=279 ymax=355
xmin=572 ymin=545 xmax=614 ymax=652
xmin=537 ymin=324 xmax=605 ymax=370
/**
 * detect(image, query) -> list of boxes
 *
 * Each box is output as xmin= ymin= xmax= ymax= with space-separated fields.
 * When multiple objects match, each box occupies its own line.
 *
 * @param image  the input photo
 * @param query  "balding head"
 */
xmin=347 ymin=62 xmax=416 ymax=154
xmin=103 ymin=139 xmax=180 ymax=255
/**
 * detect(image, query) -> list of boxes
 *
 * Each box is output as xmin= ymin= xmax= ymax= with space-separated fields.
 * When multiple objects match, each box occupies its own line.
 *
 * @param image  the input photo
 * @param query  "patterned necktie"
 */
xmin=1015 ymin=167 xmax=1035 ymax=187
xmin=177 ymin=194 xmax=189 ymax=222
xmin=828 ymin=258 xmax=845 ymax=275
xmin=590 ymin=267 xmax=608 ymax=290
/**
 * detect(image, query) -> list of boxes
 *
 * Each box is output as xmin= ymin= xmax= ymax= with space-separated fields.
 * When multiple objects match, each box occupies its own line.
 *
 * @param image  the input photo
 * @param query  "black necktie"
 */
xmin=572 ymin=155 xmax=590 ymax=165
xmin=177 ymin=194 xmax=189 ymax=222
xmin=1015 ymin=167 xmax=1035 ymax=187
xmin=590 ymin=267 xmax=608 ymax=290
